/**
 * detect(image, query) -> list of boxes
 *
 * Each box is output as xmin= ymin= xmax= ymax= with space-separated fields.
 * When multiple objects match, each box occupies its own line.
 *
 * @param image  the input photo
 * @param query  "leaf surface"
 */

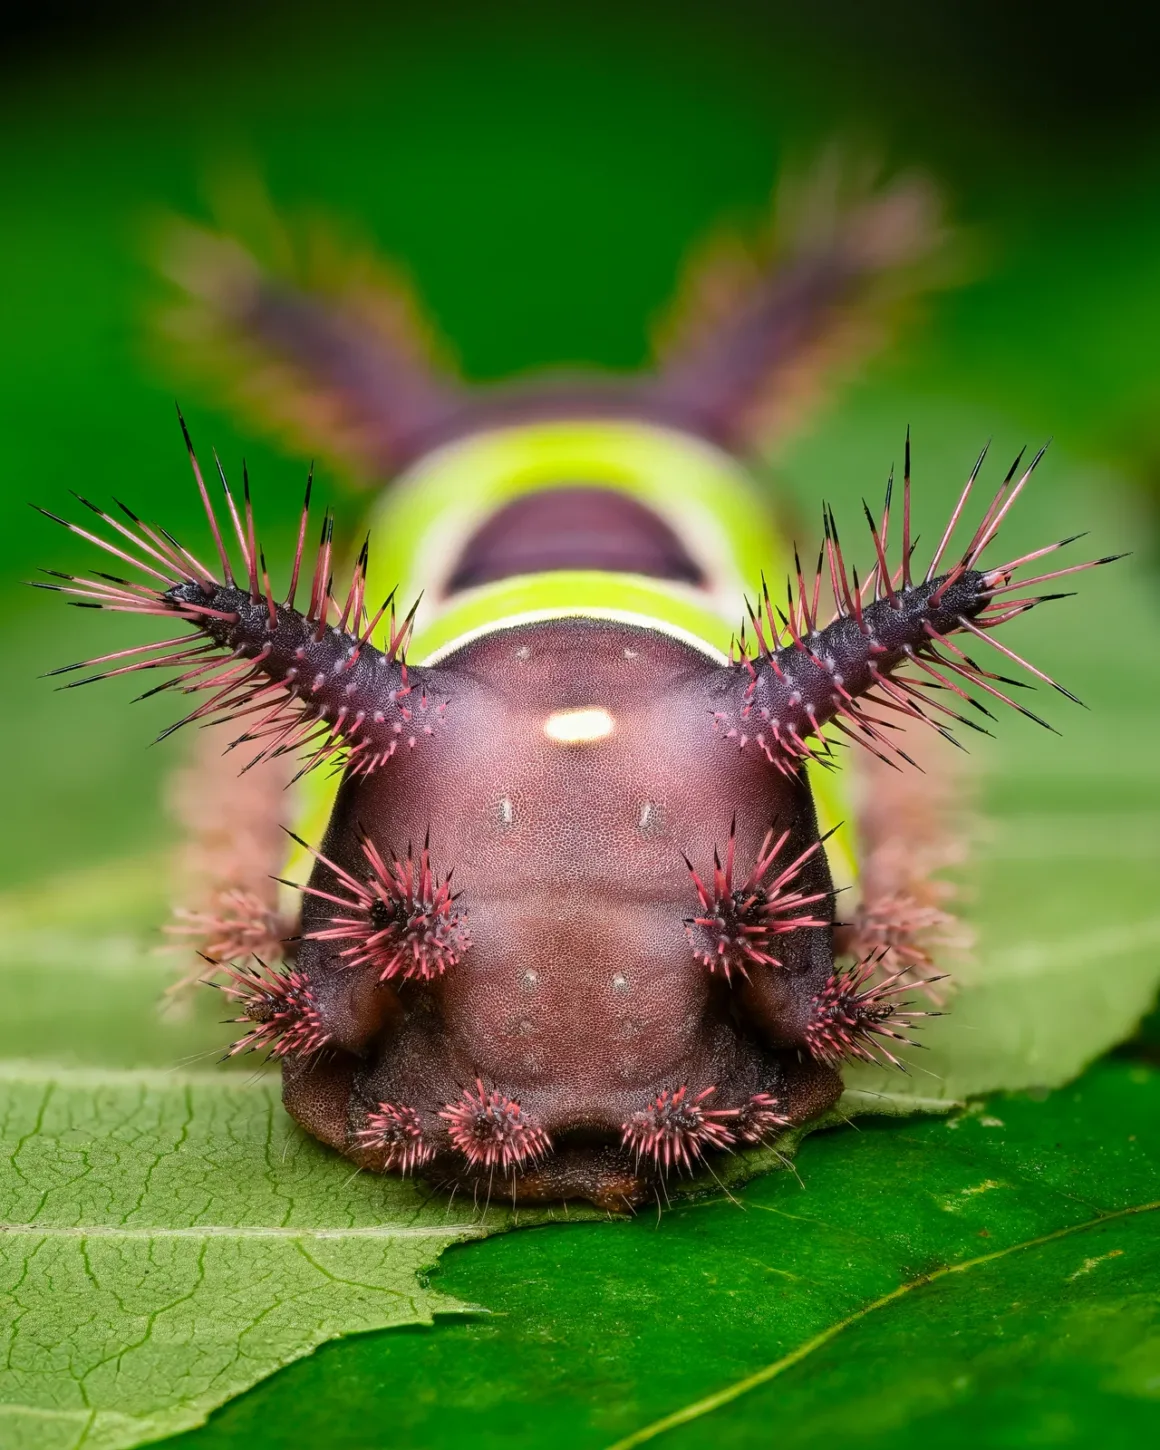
xmin=0 ymin=1066 xmax=510 ymax=1450
xmin=169 ymin=1060 xmax=1160 ymax=1450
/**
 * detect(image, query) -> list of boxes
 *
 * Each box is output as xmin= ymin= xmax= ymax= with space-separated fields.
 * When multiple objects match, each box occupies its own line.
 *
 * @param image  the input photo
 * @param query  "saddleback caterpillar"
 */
xmin=35 ymin=165 xmax=1117 ymax=1210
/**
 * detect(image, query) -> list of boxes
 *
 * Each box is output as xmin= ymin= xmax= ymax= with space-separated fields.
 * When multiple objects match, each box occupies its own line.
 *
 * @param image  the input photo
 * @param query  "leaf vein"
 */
xmin=604 ymin=1197 xmax=1160 ymax=1450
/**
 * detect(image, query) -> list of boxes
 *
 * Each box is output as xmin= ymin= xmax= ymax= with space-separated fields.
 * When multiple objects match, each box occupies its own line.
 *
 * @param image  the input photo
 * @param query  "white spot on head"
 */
xmin=611 ymin=972 xmax=630 ymax=995
xmin=543 ymin=706 xmax=615 ymax=744
xmin=521 ymin=969 xmax=539 ymax=993
xmin=637 ymin=800 xmax=663 ymax=835
xmin=623 ymin=647 xmax=638 ymax=659
xmin=497 ymin=796 xmax=515 ymax=828
xmin=515 ymin=645 xmax=531 ymax=660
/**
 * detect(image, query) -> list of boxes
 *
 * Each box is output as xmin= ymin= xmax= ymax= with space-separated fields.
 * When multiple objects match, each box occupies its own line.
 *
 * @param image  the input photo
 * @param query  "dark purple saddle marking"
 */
xmin=446 ymin=486 xmax=704 ymax=592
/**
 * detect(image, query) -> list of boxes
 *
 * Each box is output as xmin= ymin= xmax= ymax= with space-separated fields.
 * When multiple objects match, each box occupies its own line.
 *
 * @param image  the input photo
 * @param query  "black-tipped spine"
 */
xmin=34 ymin=419 xmax=438 ymax=778
xmin=161 ymin=578 xmax=433 ymax=775
xmin=719 ymin=570 xmax=991 ymax=773
xmin=713 ymin=442 xmax=1118 ymax=774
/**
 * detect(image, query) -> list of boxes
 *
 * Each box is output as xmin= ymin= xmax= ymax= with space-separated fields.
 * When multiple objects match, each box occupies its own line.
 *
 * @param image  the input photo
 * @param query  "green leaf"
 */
xmin=168 ymin=1059 xmax=1160 ymax=1450
xmin=0 ymin=893 xmax=579 ymax=1450
xmin=0 ymin=1067 xmax=512 ymax=1450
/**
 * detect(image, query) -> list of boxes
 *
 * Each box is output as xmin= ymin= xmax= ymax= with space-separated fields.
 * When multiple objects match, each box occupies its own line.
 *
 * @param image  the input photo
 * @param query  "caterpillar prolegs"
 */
xmin=36 ymin=166 xmax=1117 ymax=1209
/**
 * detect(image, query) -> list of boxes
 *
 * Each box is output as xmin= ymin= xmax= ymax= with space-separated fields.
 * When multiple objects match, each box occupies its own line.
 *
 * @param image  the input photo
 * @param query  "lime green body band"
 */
xmin=285 ymin=420 xmax=856 ymax=894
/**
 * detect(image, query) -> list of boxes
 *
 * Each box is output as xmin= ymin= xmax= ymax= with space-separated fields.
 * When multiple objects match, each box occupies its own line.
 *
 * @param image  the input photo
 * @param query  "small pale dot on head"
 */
xmin=515 ymin=645 xmax=531 ymax=660
xmin=543 ymin=706 xmax=615 ymax=744
xmin=521 ymin=969 xmax=539 ymax=993
xmin=623 ymin=647 xmax=638 ymax=659
xmin=611 ymin=972 xmax=630 ymax=995
xmin=638 ymin=800 xmax=667 ymax=846
xmin=496 ymin=796 xmax=515 ymax=829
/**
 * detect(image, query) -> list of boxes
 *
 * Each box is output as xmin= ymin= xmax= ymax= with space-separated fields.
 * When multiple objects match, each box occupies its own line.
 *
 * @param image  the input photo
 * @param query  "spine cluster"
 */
xmin=36 ymin=408 xmax=438 ymax=779
xmin=714 ymin=439 xmax=1117 ymax=775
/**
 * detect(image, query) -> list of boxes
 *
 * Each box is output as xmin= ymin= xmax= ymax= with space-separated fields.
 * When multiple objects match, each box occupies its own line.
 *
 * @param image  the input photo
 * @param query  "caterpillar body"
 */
xmin=37 ymin=167 xmax=1116 ymax=1210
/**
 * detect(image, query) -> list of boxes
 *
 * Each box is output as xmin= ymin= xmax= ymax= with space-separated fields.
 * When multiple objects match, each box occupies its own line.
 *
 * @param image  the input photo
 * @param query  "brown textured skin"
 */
xmin=283 ymin=618 xmax=842 ymax=1204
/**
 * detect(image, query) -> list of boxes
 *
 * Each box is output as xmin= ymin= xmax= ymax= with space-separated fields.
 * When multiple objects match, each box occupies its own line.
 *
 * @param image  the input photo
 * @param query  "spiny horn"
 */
xmin=711 ymin=436 xmax=1123 ymax=776
xmin=32 ymin=408 xmax=442 ymax=778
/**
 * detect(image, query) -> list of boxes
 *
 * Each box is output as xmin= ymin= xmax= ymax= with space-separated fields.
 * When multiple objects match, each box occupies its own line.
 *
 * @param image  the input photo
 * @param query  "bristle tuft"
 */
xmin=620 ymin=1085 xmax=737 ymax=1174
xmin=439 ymin=1080 xmax=550 ymax=1171
xmin=684 ymin=819 xmax=829 ymax=980
xmin=354 ymin=1101 xmax=433 ymax=1175
xmin=733 ymin=1092 xmax=791 ymax=1144
xmin=167 ymin=888 xmax=286 ymax=965
xmin=217 ymin=957 xmax=329 ymax=1059
xmin=804 ymin=953 xmax=937 ymax=1070
xmin=293 ymin=830 xmax=469 ymax=982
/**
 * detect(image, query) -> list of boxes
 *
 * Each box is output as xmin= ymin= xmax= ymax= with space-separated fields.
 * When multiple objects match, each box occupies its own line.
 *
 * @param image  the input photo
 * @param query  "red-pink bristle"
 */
xmin=804 ymin=953 xmax=938 ymax=1071
xmin=717 ymin=438 xmax=1116 ymax=775
xmin=439 ymin=1080 xmax=550 ymax=1172
xmin=684 ymin=818 xmax=830 ymax=980
xmin=177 ymin=404 xmax=234 ymax=584
xmin=863 ymin=488 xmax=896 ymax=605
xmin=901 ymin=426 xmax=913 ymax=587
xmin=925 ymin=442 xmax=992 ymax=584
xmin=241 ymin=463 xmax=260 ymax=601
xmin=310 ymin=513 xmax=334 ymax=638
xmin=355 ymin=1102 xmax=433 ymax=1175
xmin=213 ymin=449 xmax=253 ymax=587
xmin=338 ymin=537 xmax=368 ymax=633
xmin=290 ymin=829 xmax=469 ymax=982
xmin=283 ymin=469 xmax=312 ymax=612
xmin=733 ymin=1092 xmax=791 ymax=1145
xmin=217 ymin=958 xmax=329 ymax=1060
xmin=34 ymin=419 xmax=436 ymax=780
xmin=259 ymin=550 xmax=277 ymax=631
xmin=620 ymin=1085 xmax=737 ymax=1174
